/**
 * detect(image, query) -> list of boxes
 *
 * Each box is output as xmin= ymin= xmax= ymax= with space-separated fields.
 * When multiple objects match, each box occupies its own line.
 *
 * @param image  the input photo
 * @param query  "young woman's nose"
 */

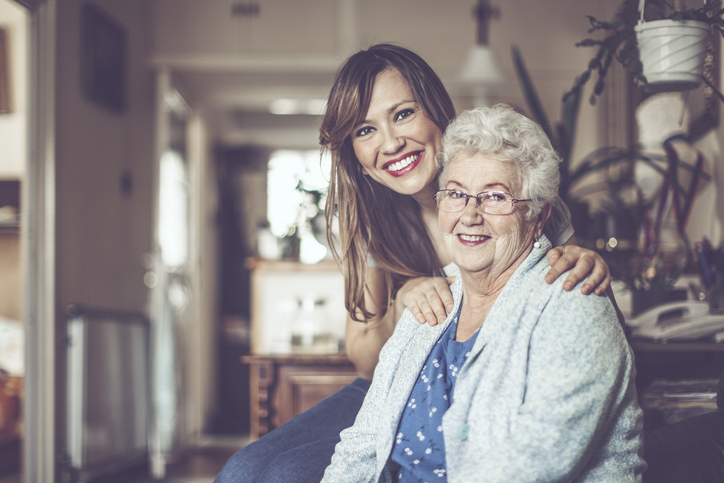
xmin=381 ymin=126 xmax=404 ymax=154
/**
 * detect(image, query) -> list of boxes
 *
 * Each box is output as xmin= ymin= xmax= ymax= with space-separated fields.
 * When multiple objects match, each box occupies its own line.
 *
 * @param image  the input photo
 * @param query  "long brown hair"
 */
xmin=320 ymin=44 xmax=456 ymax=322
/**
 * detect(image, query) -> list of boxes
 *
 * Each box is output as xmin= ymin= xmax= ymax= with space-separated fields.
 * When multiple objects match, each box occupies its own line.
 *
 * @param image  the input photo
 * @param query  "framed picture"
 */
xmin=0 ymin=27 xmax=10 ymax=114
xmin=80 ymin=2 xmax=126 ymax=112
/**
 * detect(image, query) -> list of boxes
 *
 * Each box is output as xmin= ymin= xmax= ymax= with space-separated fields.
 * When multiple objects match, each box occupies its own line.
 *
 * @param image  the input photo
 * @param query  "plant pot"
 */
xmin=635 ymin=19 xmax=711 ymax=91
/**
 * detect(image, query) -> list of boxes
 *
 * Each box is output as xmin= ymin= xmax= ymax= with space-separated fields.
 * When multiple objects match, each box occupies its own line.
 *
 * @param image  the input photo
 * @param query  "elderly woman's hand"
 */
xmin=544 ymin=245 xmax=611 ymax=295
xmin=397 ymin=276 xmax=457 ymax=325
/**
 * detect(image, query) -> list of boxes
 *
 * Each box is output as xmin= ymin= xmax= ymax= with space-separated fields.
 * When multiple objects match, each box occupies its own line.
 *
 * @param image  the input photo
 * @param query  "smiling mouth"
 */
xmin=385 ymin=153 xmax=420 ymax=173
xmin=458 ymin=234 xmax=490 ymax=242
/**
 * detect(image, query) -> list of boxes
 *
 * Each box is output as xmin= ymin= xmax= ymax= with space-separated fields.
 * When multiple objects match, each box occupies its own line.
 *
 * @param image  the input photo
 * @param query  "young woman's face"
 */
xmin=351 ymin=68 xmax=443 ymax=196
xmin=439 ymin=153 xmax=538 ymax=277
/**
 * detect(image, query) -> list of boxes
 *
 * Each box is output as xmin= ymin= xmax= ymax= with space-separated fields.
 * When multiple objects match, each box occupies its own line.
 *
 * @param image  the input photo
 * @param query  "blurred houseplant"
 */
xmin=565 ymin=0 xmax=724 ymax=105
xmin=512 ymin=46 xmax=582 ymax=201
xmin=513 ymin=46 xmax=712 ymax=294
xmin=564 ymin=140 xmax=710 ymax=292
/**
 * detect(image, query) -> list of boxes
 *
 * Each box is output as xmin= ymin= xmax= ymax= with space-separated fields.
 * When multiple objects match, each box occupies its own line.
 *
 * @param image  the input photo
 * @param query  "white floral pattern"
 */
xmin=388 ymin=306 xmax=479 ymax=482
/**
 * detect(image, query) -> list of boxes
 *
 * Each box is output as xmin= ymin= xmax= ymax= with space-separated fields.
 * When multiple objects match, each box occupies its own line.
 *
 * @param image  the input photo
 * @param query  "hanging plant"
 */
xmin=565 ymin=0 xmax=724 ymax=105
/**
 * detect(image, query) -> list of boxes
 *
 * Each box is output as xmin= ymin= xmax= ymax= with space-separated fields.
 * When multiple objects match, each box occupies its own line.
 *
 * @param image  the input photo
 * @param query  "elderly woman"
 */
xmin=322 ymin=105 xmax=645 ymax=483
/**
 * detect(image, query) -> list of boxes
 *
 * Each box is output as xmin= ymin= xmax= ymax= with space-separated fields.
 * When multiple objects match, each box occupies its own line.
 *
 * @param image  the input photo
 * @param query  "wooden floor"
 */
xmin=0 ymin=435 xmax=249 ymax=483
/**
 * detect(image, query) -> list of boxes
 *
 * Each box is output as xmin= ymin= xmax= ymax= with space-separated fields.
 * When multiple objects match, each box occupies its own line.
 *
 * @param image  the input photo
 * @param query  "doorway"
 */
xmin=0 ymin=0 xmax=29 ymax=479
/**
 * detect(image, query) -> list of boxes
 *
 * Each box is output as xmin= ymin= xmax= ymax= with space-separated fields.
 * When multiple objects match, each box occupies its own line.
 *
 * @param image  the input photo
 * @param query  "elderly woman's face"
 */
xmin=439 ymin=153 xmax=538 ymax=276
xmin=351 ymin=68 xmax=442 ymax=197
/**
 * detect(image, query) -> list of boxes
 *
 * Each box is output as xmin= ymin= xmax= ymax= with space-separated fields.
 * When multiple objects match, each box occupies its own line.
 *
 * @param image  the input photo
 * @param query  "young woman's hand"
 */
xmin=545 ymin=245 xmax=611 ymax=295
xmin=397 ymin=276 xmax=457 ymax=326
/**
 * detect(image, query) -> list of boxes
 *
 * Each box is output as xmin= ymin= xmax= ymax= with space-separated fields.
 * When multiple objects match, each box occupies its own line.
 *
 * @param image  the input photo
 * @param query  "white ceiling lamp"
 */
xmin=458 ymin=0 xmax=504 ymax=106
xmin=269 ymin=98 xmax=327 ymax=115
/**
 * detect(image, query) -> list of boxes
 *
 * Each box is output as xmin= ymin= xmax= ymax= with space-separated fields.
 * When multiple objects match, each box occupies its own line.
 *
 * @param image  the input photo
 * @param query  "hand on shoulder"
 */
xmin=397 ymin=276 xmax=456 ymax=326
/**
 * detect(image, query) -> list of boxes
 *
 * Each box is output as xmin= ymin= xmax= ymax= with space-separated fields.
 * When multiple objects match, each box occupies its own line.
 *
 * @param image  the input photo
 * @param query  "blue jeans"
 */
xmin=214 ymin=377 xmax=371 ymax=483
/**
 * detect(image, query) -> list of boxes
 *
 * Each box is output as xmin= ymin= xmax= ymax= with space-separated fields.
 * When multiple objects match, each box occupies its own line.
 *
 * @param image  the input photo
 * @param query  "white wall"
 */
xmin=55 ymin=0 xmax=155 ymax=312
xmin=0 ymin=0 xmax=27 ymax=179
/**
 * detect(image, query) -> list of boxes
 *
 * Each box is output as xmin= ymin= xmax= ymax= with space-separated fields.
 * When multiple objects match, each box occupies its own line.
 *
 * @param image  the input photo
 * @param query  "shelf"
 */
xmin=0 ymin=223 xmax=20 ymax=236
xmin=630 ymin=339 xmax=724 ymax=353
xmin=242 ymin=353 xmax=351 ymax=365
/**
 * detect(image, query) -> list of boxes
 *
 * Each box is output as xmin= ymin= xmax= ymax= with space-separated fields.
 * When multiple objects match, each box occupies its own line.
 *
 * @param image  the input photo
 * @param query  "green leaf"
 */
xmin=594 ymin=79 xmax=606 ymax=95
xmin=577 ymin=38 xmax=600 ymax=47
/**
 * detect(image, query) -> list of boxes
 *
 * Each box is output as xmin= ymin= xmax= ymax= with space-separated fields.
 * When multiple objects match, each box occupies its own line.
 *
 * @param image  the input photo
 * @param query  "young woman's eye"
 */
xmin=355 ymin=126 xmax=374 ymax=138
xmin=394 ymin=108 xmax=415 ymax=122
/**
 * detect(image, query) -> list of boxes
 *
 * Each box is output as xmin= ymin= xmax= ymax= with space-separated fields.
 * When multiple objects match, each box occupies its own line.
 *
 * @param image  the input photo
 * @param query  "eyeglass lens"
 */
xmin=437 ymin=190 xmax=512 ymax=214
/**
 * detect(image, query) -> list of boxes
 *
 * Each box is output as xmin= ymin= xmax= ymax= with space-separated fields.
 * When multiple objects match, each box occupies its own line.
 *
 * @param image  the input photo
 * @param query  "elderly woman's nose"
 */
xmin=460 ymin=197 xmax=484 ymax=224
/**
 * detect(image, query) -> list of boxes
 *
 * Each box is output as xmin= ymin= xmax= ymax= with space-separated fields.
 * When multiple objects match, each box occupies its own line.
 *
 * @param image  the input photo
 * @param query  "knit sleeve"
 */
xmin=452 ymin=286 xmax=644 ymax=482
xmin=543 ymin=195 xmax=574 ymax=246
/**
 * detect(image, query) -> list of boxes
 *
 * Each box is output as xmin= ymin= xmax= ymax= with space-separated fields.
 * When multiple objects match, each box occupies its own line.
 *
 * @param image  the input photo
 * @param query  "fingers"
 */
xmin=544 ymin=245 xmax=613 ymax=295
xmin=439 ymin=284 xmax=455 ymax=317
xmin=399 ymin=277 xmax=455 ymax=326
xmin=544 ymin=247 xmax=565 ymax=284
xmin=560 ymin=254 xmax=596 ymax=292
xmin=578 ymin=262 xmax=612 ymax=296
xmin=409 ymin=295 xmax=449 ymax=326
xmin=545 ymin=247 xmax=564 ymax=268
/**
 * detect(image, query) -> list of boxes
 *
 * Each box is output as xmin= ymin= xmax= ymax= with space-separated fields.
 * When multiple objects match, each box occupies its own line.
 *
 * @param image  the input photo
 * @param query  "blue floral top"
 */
xmin=388 ymin=305 xmax=480 ymax=482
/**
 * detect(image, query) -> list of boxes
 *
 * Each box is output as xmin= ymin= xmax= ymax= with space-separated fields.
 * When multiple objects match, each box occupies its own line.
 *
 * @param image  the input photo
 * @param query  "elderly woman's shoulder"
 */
xmin=539 ymin=273 xmax=626 ymax=344
xmin=513 ymin=253 xmax=619 ymax=331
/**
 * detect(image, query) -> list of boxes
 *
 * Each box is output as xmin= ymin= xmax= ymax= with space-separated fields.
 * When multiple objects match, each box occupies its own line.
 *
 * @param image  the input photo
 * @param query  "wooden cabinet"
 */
xmin=242 ymin=354 xmax=358 ymax=440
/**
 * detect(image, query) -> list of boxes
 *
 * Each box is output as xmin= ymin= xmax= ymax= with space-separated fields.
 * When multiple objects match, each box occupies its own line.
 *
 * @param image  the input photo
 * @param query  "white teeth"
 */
xmin=386 ymin=153 xmax=419 ymax=172
xmin=459 ymin=234 xmax=488 ymax=242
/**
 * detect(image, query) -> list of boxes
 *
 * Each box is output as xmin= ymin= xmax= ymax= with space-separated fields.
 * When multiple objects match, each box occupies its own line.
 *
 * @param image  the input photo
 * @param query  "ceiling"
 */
xmin=149 ymin=0 xmax=479 ymax=150
xmin=148 ymin=0 xmax=616 ymax=152
xmin=167 ymin=67 xmax=339 ymax=150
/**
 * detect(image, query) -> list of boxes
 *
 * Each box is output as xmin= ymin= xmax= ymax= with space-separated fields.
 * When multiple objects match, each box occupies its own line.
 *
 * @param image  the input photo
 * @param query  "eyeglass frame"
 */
xmin=433 ymin=189 xmax=532 ymax=214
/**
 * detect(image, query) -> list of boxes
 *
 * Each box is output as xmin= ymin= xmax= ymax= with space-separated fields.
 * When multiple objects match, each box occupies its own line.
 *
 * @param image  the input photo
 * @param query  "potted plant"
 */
xmin=565 ymin=0 xmax=724 ymax=105
xmin=568 ymin=139 xmax=714 ymax=312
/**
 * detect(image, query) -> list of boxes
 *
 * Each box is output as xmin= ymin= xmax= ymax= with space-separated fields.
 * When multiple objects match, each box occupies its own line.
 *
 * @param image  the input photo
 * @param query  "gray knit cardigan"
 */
xmin=322 ymin=235 xmax=646 ymax=483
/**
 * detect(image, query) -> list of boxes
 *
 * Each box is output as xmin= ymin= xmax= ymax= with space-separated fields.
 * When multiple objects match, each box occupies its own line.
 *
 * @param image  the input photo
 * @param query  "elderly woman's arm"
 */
xmin=453 ymin=292 xmax=643 ymax=482
xmin=323 ymin=312 xmax=417 ymax=482
xmin=321 ymin=409 xmax=379 ymax=483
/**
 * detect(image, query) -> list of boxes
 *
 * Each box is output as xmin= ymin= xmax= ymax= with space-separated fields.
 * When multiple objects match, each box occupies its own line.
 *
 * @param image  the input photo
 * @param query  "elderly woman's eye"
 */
xmin=448 ymin=190 xmax=467 ymax=199
xmin=487 ymin=192 xmax=507 ymax=202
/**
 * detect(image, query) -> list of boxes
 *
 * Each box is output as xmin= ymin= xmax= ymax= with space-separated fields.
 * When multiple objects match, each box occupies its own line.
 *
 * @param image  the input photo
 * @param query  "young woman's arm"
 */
xmin=545 ymin=234 xmax=611 ymax=295
xmin=344 ymin=268 xmax=401 ymax=380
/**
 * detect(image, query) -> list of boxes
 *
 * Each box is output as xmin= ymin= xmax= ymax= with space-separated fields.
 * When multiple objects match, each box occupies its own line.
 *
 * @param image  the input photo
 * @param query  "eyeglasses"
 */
xmin=434 ymin=189 xmax=532 ymax=215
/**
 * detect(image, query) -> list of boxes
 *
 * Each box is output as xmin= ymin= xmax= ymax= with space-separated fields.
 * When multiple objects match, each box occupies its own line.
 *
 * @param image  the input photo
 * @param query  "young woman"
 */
xmin=214 ymin=44 xmax=613 ymax=483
